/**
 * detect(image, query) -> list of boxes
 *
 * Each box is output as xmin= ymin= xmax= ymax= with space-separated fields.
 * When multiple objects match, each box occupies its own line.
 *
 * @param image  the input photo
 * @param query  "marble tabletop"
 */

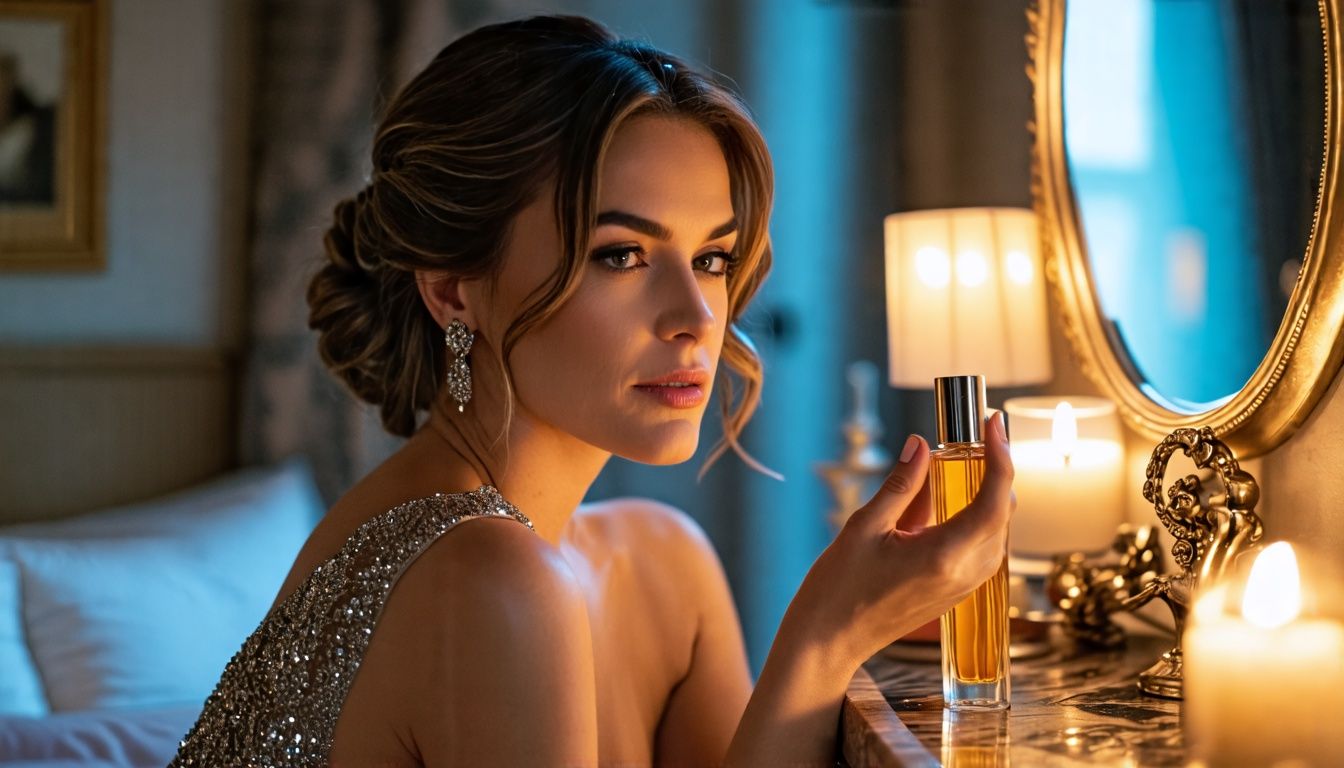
xmin=841 ymin=632 xmax=1186 ymax=767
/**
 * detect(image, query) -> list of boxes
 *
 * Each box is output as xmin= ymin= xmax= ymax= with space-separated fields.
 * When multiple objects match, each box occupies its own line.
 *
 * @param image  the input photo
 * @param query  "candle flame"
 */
xmin=1051 ymin=401 xmax=1078 ymax=464
xmin=1242 ymin=542 xmax=1300 ymax=629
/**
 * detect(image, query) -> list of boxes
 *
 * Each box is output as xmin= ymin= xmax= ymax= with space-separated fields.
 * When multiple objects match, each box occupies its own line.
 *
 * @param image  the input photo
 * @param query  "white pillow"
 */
xmin=0 ymin=459 xmax=323 ymax=712
xmin=0 ymin=702 xmax=198 ymax=767
xmin=0 ymin=560 xmax=47 ymax=716
xmin=2 ymin=459 xmax=320 ymax=541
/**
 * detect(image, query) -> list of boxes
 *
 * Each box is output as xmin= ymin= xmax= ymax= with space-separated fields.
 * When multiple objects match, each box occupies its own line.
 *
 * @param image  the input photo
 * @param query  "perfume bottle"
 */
xmin=931 ymin=374 xmax=1010 ymax=710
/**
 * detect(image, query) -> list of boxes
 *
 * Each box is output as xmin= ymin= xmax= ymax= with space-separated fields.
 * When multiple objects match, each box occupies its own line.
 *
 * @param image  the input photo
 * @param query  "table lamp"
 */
xmin=884 ymin=207 xmax=1052 ymax=389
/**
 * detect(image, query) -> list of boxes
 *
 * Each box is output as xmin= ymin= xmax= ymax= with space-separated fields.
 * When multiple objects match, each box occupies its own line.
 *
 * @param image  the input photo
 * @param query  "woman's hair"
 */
xmin=308 ymin=14 xmax=774 ymax=473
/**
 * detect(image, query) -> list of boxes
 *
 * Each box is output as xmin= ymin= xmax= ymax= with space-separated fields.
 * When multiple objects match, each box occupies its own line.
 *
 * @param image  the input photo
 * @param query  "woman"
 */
xmin=172 ymin=14 xmax=1013 ymax=767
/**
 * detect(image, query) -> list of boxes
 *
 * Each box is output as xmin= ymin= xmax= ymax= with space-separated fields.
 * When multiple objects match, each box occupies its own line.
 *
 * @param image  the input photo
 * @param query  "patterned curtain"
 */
xmin=240 ymin=0 xmax=525 ymax=503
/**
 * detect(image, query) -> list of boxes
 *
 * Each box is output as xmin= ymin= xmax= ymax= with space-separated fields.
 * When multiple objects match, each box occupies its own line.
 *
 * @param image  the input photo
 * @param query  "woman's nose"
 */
xmin=652 ymin=263 xmax=716 ymax=343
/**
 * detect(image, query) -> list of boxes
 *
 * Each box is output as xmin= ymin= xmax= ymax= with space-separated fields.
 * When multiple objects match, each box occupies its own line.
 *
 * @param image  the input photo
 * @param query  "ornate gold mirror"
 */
xmin=1030 ymin=0 xmax=1344 ymax=457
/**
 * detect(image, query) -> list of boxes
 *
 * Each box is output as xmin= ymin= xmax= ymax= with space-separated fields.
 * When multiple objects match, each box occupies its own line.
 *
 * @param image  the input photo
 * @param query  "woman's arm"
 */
xmin=648 ymin=505 xmax=754 ymax=766
xmin=644 ymin=503 xmax=860 ymax=768
xmin=653 ymin=520 xmax=854 ymax=767
xmin=725 ymin=414 xmax=1015 ymax=767
xmin=724 ymin=603 xmax=862 ymax=766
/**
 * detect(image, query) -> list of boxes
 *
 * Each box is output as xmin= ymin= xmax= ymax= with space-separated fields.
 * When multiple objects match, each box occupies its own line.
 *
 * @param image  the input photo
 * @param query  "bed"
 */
xmin=0 ymin=346 xmax=325 ymax=767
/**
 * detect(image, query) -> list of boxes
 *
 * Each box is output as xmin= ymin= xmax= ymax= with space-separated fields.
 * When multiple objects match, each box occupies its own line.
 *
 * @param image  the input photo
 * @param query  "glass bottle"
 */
xmin=931 ymin=374 xmax=1010 ymax=710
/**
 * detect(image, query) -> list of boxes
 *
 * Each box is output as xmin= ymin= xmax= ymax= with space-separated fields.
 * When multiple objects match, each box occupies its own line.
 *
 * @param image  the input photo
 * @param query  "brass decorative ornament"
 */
xmin=1026 ymin=0 xmax=1344 ymax=458
xmin=1130 ymin=427 xmax=1263 ymax=699
xmin=1141 ymin=428 xmax=1263 ymax=588
xmin=1046 ymin=428 xmax=1264 ymax=699
xmin=1049 ymin=525 xmax=1165 ymax=650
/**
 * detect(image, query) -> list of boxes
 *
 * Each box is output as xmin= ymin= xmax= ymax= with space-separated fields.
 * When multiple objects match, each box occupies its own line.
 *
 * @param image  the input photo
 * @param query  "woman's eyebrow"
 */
xmin=595 ymin=210 xmax=737 ymax=241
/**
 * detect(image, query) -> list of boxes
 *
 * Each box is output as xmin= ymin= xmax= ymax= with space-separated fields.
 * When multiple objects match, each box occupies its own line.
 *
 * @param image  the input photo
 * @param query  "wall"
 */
xmin=1256 ymin=375 xmax=1344 ymax=561
xmin=0 ymin=0 xmax=251 ymax=349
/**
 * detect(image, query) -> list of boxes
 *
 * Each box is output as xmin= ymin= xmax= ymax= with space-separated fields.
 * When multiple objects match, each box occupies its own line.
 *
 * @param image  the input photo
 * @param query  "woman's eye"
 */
xmin=591 ymin=246 xmax=734 ymax=275
xmin=693 ymin=251 xmax=734 ymax=276
xmin=593 ymin=246 xmax=646 ymax=272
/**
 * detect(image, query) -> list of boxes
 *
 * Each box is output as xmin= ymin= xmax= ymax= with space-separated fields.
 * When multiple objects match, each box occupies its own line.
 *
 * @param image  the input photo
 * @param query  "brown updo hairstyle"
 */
xmin=308 ymin=15 xmax=774 ymax=472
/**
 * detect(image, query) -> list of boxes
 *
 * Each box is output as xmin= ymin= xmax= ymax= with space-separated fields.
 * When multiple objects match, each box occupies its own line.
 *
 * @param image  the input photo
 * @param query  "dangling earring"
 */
xmin=444 ymin=319 xmax=474 ymax=413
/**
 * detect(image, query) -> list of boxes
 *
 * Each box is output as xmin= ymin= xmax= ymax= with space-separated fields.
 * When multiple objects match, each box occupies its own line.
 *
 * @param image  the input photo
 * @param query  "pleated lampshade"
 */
xmin=883 ymin=207 xmax=1052 ymax=389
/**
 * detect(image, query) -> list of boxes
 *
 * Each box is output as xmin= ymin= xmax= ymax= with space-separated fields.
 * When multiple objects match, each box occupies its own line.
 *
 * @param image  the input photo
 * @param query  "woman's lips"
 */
xmin=632 ymin=383 xmax=707 ymax=409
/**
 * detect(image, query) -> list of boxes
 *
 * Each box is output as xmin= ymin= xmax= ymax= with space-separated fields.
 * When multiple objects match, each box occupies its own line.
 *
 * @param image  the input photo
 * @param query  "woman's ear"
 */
xmin=415 ymin=270 xmax=478 ymax=330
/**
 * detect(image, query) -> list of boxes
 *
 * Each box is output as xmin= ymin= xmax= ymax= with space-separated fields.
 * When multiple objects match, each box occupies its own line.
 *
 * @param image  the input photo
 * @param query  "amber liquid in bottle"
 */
xmin=932 ymin=442 xmax=1010 ymax=710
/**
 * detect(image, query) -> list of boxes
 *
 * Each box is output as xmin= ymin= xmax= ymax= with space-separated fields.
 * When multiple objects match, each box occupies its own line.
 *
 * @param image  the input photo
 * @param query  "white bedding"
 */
xmin=0 ymin=460 xmax=325 ymax=767
xmin=0 ymin=704 xmax=198 ymax=767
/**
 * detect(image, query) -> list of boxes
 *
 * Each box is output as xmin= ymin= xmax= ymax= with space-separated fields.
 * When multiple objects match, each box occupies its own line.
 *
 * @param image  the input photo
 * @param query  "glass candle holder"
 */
xmin=1002 ymin=396 xmax=1125 ymax=556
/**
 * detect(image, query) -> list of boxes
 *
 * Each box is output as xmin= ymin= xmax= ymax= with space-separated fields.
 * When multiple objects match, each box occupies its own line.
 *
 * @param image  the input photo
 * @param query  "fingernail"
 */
xmin=899 ymin=434 xmax=920 ymax=464
xmin=998 ymin=411 xmax=1011 ymax=443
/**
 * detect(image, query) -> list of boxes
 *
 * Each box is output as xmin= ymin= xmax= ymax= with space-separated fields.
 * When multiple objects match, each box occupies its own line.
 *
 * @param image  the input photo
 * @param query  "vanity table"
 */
xmin=841 ymin=634 xmax=1183 ymax=767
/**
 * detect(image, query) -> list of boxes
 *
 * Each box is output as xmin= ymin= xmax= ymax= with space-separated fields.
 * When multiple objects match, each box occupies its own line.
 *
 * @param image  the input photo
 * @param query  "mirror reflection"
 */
xmin=1063 ymin=0 xmax=1323 ymax=411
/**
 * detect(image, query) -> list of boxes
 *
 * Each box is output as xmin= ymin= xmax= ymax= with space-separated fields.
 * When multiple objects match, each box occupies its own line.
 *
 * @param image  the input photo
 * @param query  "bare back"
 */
xmin=270 ymin=486 xmax=702 ymax=766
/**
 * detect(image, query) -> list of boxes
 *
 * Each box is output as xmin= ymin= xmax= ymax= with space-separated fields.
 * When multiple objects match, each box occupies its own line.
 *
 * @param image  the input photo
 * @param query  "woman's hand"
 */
xmin=784 ymin=411 xmax=1015 ymax=671
xmin=724 ymin=413 xmax=1013 ymax=767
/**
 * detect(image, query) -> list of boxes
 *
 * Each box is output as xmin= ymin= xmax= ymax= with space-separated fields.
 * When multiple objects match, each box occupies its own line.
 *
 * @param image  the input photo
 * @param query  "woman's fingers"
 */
xmin=976 ymin=411 xmax=1015 ymax=525
xmin=895 ymin=473 xmax=933 ymax=533
xmin=930 ymin=412 xmax=1014 ymax=548
xmin=847 ymin=434 xmax=930 ymax=536
xmin=846 ymin=413 xmax=1012 ymax=547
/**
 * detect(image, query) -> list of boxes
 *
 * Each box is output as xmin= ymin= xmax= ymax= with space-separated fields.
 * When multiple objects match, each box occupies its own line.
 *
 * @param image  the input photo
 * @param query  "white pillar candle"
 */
xmin=1185 ymin=543 xmax=1344 ymax=766
xmin=1003 ymin=397 xmax=1126 ymax=555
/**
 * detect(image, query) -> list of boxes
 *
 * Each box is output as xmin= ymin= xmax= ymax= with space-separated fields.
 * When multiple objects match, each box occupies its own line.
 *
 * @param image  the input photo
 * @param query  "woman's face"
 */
xmin=485 ymin=114 xmax=737 ymax=464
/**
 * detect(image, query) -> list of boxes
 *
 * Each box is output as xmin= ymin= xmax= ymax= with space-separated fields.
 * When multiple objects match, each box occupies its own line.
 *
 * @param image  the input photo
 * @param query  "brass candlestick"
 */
xmin=1130 ymin=427 xmax=1263 ymax=698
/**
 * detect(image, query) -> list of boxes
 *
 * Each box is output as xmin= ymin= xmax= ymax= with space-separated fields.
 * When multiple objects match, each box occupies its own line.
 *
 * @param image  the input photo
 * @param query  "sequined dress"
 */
xmin=170 ymin=485 xmax=535 ymax=767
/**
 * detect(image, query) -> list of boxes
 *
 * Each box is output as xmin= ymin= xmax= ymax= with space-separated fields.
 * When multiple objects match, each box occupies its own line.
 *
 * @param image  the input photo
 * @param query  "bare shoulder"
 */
xmin=582 ymin=496 xmax=715 ymax=552
xmin=384 ymin=516 xmax=598 ymax=765
xmin=427 ymin=513 xmax=571 ymax=582
xmin=572 ymin=497 xmax=731 ymax=618
xmin=410 ymin=514 xmax=591 ymax=646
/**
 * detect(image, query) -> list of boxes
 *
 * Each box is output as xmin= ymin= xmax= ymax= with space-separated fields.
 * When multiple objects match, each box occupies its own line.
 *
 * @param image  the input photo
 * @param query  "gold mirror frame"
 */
xmin=1028 ymin=0 xmax=1344 ymax=458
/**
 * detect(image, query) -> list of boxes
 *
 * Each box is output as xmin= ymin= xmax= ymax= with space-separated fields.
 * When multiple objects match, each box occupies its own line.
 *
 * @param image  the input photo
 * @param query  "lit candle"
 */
xmin=1003 ymin=397 xmax=1125 ymax=555
xmin=1185 ymin=542 xmax=1344 ymax=766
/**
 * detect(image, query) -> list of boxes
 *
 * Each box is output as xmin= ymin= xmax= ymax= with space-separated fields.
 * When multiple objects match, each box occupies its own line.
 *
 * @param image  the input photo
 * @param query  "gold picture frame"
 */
xmin=0 ymin=0 xmax=106 ymax=270
xmin=1028 ymin=0 xmax=1344 ymax=458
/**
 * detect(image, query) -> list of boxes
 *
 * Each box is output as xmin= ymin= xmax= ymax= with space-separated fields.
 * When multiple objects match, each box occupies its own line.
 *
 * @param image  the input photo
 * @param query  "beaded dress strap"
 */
xmin=170 ymin=485 xmax=533 ymax=766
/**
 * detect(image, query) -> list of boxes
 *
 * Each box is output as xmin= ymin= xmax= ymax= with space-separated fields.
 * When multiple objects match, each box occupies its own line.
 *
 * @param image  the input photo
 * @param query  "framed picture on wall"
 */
xmin=0 ymin=0 xmax=106 ymax=270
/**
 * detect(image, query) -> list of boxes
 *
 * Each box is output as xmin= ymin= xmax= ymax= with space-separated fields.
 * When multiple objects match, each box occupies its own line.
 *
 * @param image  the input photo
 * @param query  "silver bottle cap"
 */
xmin=934 ymin=375 xmax=987 ymax=444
